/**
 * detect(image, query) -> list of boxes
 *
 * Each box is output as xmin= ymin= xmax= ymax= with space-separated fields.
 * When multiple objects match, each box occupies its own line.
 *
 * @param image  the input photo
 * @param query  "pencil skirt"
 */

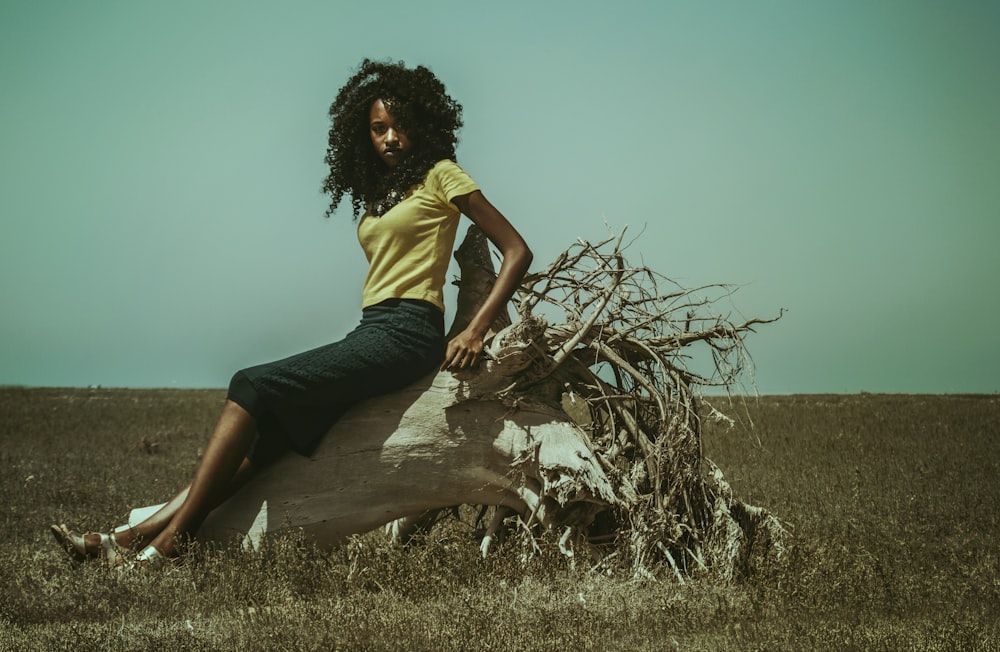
xmin=227 ymin=298 xmax=446 ymax=467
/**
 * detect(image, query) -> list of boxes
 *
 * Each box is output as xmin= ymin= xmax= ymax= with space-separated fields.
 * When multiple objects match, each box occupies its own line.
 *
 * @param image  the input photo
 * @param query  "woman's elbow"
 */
xmin=518 ymin=244 xmax=533 ymax=272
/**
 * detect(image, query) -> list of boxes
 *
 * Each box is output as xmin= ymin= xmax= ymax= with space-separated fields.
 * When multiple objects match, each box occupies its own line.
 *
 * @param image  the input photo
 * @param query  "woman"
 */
xmin=51 ymin=59 xmax=532 ymax=567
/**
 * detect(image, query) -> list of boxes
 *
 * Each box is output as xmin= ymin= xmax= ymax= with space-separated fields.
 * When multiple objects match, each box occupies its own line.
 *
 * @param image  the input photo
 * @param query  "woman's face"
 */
xmin=369 ymin=98 xmax=411 ymax=168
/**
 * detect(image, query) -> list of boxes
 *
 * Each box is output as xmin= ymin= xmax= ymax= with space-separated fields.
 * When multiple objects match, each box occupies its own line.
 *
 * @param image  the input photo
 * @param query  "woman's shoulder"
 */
xmin=427 ymin=158 xmax=466 ymax=177
xmin=426 ymin=159 xmax=479 ymax=202
xmin=426 ymin=158 xmax=476 ymax=184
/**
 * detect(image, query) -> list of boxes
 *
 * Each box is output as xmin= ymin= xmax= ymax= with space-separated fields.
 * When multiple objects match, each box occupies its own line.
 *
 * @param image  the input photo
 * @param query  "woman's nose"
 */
xmin=384 ymin=128 xmax=398 ymax=144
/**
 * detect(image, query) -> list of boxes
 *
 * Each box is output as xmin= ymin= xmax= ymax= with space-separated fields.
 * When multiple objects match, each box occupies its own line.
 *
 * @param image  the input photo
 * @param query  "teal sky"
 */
xmin=2 ymin=1 xmax=998 ymax=394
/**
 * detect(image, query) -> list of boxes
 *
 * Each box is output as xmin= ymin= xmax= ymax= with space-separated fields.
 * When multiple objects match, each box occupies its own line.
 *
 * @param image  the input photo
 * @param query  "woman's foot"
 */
xmin=115 ymin=545 xmax=174 ymax=572
xmin=49 ymin=524 xmax=125 ymax=567
xmin=137 ymin=545 xmax=170 ymax=567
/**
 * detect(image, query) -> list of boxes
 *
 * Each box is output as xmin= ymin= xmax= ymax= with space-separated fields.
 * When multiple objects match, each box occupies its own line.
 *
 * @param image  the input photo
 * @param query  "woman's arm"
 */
xmin=443 ymin=190 xmax=533 ymax=370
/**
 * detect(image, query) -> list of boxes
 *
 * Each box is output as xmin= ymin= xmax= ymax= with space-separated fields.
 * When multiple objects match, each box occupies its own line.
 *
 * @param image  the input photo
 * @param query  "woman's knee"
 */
xmin=226 ymin=370 xmax=261 ymax=417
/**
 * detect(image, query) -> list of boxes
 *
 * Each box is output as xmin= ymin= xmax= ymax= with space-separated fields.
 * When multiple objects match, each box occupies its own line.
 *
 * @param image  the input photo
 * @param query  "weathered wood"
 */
xmin=197 ymin=368 xmax=616 ymax=549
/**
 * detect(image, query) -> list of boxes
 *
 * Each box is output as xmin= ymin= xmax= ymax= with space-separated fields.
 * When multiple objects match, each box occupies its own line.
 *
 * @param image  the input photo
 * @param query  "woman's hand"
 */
xmin=441 ymin=326 xmax=486 ymax=371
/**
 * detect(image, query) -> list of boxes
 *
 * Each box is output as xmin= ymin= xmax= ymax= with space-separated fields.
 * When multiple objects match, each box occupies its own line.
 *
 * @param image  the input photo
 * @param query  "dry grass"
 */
xmin=1 ymin=388 xmax=998 ymax=650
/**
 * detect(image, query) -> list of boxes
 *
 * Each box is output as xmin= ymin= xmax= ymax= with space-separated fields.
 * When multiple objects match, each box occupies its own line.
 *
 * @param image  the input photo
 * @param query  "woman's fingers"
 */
xmin=443 ymin=350 xmax=471 ymax=370
xmin=441 ymin=345 xmax=461 ymax=371
xmin=441 ymin=339 xmax=481 ymax=370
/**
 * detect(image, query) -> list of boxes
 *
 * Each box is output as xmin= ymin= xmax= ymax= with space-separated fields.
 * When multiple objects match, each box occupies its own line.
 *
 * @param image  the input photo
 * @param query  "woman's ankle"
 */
xmin=147 ymin=532 xmax=180 ymax=558
xmin=112 ymin=528 xmax=136 ymax=550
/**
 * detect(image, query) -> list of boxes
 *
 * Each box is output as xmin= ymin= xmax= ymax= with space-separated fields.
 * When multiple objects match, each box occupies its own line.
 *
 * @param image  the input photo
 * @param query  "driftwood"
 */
xmin=133 ymin=225 xmax=785 ymax=579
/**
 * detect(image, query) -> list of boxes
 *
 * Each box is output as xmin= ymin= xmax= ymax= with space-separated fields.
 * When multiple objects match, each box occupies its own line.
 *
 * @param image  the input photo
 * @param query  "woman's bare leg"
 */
xmin=144 ymin=400 xmax=258 ymax=557
xmin=113 ymin=456 xmax=257 ymax=549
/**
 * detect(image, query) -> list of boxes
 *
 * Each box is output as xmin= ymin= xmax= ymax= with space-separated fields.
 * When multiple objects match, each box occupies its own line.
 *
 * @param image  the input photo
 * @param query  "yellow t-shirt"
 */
xmin=357 ymin=159 xmax=479 ymax=310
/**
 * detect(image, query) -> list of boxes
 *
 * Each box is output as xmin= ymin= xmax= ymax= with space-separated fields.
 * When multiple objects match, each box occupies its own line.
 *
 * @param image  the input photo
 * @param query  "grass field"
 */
xmin=1 ymin=388 xmax=997 ymax=650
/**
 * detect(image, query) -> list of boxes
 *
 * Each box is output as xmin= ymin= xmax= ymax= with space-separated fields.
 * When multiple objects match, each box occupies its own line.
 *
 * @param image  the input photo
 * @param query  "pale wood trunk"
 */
xmin=197 ymin=370 xmax=616 ymax=549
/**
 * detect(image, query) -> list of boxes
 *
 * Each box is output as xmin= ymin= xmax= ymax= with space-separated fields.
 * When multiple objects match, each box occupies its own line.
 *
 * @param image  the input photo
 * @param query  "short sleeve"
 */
xmin=430 ymin=160 xmax=479 ymax=204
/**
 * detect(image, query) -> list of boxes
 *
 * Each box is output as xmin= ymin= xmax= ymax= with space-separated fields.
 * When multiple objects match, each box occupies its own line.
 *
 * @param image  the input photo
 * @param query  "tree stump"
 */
xmin=134 ymin=225 xmax=786 ymax=579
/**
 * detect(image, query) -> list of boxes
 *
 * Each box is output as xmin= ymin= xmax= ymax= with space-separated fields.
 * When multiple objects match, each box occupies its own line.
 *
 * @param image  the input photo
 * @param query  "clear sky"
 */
xmin=1 ymin=1 xmax=998 ymax=394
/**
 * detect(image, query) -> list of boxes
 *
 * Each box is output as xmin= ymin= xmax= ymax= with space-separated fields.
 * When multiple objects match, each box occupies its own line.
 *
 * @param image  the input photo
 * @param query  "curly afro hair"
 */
xmin=322 ymin=59 xmax=464 ymax=219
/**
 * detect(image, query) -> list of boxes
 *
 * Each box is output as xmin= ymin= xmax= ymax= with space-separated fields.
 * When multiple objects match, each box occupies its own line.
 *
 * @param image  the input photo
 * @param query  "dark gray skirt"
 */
xmin=227 ymin=298 xmax=445 ymax=466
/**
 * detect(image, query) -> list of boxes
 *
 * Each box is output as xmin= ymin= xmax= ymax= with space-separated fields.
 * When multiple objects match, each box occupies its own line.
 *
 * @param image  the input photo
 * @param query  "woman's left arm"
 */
xmin=443 ymin=190 xmax=533 ymax=370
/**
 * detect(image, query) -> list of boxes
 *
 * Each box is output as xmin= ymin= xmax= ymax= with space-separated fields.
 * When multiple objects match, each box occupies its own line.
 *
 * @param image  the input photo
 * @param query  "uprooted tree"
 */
xmin=160 ymin=225 xmax=785 ymax=580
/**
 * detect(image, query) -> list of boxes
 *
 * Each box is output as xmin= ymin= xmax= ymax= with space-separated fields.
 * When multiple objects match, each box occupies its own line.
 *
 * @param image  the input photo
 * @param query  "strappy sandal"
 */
xmin=49 ymin=524 xmax=126 ymax=567
xmin=116 ymin=545 xmax=173 ymax=573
